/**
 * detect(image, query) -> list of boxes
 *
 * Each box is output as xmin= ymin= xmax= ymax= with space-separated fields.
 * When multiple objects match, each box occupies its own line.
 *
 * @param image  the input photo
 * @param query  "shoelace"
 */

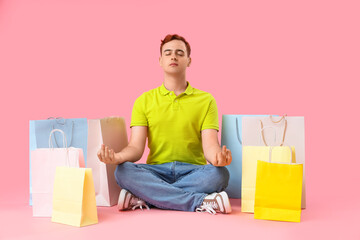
xmin=196 ymin=201 xmax=218 ymax=215
xmin=130 ymin=197 xmax=150 ymax=211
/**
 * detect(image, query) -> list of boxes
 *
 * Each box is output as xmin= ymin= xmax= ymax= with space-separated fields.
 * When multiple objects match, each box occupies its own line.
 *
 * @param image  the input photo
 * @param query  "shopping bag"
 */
xmin=52 ymin=167 xmax=98 ymax=227
xmin=87 ymin=117 xmax=128 ymax=206
xmin=241 ymin=146 xmax=295 ymax=213
xmin=242 ymin=115 xmax=306 ymax=208
xmin=33 ymin=117 xmax=88 ymax=161
xmin=29 ymin=120 xmax=36 ymax=205
xmin=31 ymin=129 xmax=85 ymax=217
xmin=254 ymin=147 xmax=303 ymax=222
xmin=221 ymin=115 xmax=270 ymax=198
xmin=29 ymin=117 xmax=88 ymax=205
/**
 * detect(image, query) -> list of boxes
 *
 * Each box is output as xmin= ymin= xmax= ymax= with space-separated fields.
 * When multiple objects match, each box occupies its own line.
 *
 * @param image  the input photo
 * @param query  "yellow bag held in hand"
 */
xmin=254 ymin=146 xmax=303 ymax=222
xmin=52 ymin=167 xmax=98 ymax=227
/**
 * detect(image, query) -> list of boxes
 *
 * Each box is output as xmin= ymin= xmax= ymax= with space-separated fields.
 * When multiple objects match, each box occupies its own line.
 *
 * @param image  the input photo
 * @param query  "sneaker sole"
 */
xmin=218 ymin=192 xmax=232 ymax=213
xmin=117 ymin=189 xmax=131 ymax=211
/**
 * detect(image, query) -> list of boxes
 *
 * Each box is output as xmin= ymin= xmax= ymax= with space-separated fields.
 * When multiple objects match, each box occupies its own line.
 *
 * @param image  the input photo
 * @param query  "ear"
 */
xmin=159 ymin=56 xmax=162 ymax=67
xmin=187 ymin=57 xmax=192 ymax=67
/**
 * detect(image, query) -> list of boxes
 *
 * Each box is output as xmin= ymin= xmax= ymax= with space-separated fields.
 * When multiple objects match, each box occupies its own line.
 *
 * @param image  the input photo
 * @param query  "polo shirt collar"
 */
xmin=184 ymin=82 xmax=194 ymax=95
xmin=160 ymin=81 xmax=194 ymax=96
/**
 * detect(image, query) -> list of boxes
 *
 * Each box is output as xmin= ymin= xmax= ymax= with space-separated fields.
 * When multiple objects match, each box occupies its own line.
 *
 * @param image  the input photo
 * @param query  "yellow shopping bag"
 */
xmin=241 ymin=146 xmax=295 ymax=213
xmin=52 ymin=167 xmax=98 ymax=227
xmin=254 ymin=147 xmax=303 ymax=222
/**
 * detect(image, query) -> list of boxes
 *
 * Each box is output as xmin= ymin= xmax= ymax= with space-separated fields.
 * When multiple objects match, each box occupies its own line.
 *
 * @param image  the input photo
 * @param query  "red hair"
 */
xmin=160 ymin=34 xmax=191 ymax=57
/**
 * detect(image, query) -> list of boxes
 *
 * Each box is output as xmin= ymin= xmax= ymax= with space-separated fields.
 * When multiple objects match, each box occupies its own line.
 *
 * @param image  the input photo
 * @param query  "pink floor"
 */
xmin=1 ymin=195 xmax=359 ymax=240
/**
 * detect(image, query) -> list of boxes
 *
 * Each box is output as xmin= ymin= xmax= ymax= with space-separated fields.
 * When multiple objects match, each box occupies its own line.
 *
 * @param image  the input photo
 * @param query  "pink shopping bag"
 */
xmin=31 ymin=129 xmax=84 ymax=217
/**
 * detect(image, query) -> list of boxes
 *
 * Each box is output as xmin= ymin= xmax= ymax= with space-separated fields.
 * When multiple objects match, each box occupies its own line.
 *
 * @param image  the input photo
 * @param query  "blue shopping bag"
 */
xmin=29 ymin=121 xmax=37 ymax=205
xmin=221 ymin=115 xmax=270 ymax=198
xmin=29 ymin=117 xmax=88 ymax=205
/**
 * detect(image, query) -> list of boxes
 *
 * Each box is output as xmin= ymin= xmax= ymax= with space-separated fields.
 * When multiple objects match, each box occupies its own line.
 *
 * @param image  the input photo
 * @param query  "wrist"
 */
xmin=207 ymin=156 xmax=217 ymax=166
xmin=115 ymin=152 xmax=124 ymax=164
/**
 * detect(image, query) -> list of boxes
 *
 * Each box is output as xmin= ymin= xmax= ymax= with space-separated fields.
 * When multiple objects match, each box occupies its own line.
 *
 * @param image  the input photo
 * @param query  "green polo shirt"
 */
xmin=130 ymin=82 xmax=219 ymax=165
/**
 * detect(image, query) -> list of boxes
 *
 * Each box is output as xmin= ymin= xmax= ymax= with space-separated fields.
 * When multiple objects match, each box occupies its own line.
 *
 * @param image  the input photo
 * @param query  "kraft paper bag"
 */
xmin=221 ymin=115 xmax=270 ymax=198
xmin=241 ymin=146 xmax=295 ymax=213
xmin=29 ymin=117 xmax=88 ymax=205
xmin=254 ymin=147 xmax=303 ymax=222
xmin=87 ymin=117 xmax=128 ymax=206
xmin=52 ymin=167 xmax=98 ymax=227
xmin=242 ymin=115 xmax=306 ymax=208
xmin=31 ymin=129 xmax=85 ymax=217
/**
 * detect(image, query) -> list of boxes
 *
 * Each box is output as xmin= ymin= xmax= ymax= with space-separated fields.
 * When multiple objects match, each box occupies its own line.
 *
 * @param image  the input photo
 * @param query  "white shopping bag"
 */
xmin=87 ymin=117 xmax=128 ymax=206
xmin=242 ymin=115 xmax=306 ymax=209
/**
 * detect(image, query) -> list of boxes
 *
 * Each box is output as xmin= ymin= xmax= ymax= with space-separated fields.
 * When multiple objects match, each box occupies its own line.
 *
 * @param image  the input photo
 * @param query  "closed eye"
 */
xmin=176 ymin=50 xmax=185 ymax=56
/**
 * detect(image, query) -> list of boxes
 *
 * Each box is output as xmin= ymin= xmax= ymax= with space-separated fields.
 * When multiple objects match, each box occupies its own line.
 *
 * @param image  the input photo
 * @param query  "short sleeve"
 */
xmin=201 ymin=95 xmax=219 ymax=131
xmin=130 ymin=94 xmax=148 ymax=127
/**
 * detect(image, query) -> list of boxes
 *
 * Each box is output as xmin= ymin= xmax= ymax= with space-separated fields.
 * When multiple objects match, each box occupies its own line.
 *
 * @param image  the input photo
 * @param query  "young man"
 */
xmin=97 ymin=34 xmax=232 ymax=215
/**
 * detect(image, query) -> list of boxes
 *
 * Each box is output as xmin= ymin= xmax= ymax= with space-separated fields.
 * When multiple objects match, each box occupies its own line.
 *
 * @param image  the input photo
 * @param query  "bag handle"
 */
xmin=48 ymin=129 xmax=68 ymax=149
xmin=48 ymin=129 xmax=72 ymax=166
xmin=235 ymin=117 xmax=242 ymax=145
xmin=47 ymin=117 xmax=65 ymax=124
xmin=260 ymin=115 xmax=287 ymax=146
xmin=48 ymin=117 xmax=74 ymax=147
xmin=268 ymin=145 xmax=293 ymax=164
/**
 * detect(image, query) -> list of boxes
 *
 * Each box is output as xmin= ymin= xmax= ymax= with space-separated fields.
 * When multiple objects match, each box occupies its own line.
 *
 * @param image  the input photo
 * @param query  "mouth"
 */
xmin=169 ymin=63 xmax=178 ymax=66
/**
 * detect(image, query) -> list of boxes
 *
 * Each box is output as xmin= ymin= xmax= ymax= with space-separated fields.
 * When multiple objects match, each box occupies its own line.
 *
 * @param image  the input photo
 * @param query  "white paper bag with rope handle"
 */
xmin=242 ymin=115 xmax=306 ymax=209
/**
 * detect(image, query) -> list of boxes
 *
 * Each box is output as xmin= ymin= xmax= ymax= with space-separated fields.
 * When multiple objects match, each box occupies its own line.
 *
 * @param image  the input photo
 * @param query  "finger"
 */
xmin=222 ymin=146 xmax=228 ymax=159
xmin=97 ymin=150 xmax=102 ymax=161
xmin=100 ymin=145 xmax=105 ymax=160
xmin=215 ymin=152 xmax=221 ymax=166
xmin=226 ymin=150 xmax=232 ymax=164
xmin=217 ymin=152 xmax=226 ymax=166
xmin=226 ymin=149 xmax=231 ymax=156
xmin=104 ymin=146 xmax=109 ymax=160
xmin=110 ymin=149 xmax=115 ymax=161
xmin=221 ymin=148 xmax=226 ymax=160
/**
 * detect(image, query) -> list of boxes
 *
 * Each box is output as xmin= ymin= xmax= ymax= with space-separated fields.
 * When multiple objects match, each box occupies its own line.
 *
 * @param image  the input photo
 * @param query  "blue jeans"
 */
xmin=114 ymin=161 xmax=230 ymax=212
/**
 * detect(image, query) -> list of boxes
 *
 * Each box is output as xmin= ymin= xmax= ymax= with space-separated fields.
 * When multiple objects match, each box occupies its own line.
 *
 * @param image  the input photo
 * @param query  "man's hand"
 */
xmin=213 ymin=145 xmax=232 ymax=167
xmin=201 ymin=129 xmax=232 ymax=167
xmin=97 ymin=144 xmax=121 ymax=164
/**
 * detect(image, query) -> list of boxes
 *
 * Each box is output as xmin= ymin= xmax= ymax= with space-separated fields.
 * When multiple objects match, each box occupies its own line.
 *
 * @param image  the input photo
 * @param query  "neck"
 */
xmin=163 ymin=72 xmax=187 ymax=95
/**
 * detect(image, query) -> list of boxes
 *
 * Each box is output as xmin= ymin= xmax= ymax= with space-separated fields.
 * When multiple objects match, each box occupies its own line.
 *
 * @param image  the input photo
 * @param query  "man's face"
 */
xmin=159 ymin=40 xmax=191 ymax=75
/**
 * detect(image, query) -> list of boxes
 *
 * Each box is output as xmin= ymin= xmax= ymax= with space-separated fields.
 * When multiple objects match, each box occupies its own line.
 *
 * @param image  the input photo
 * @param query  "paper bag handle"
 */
xmin=260 ymin=115 xmax=287 ymax=146
xmin=268 ymin=146 xmax=293 ymax=164
xmin=48 ymin=117 xmax=74 ymax=147
xmin=47 ymin=117 xmax=65 ymax=124
xmin=48 ymin=129 xmax=68 ymax=149
xmin=235 ymin=118 xmax=242 ymax=145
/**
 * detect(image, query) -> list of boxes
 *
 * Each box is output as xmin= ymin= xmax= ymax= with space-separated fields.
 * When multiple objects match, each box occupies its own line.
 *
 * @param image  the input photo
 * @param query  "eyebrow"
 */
xmin=164 ymin=49 xmax=185 ymax=53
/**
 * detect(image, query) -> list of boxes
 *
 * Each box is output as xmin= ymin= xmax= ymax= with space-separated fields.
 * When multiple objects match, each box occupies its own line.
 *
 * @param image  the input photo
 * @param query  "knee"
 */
xmin=206 ymin=165 xmax=230 ymax=191
xmin=114 ymin=162 xmax=136 ymax=188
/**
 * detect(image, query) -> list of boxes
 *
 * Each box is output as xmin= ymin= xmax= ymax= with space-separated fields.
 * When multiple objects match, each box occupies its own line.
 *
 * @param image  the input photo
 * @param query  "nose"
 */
xmin=171 ymin=53 xmax=177 ymax=61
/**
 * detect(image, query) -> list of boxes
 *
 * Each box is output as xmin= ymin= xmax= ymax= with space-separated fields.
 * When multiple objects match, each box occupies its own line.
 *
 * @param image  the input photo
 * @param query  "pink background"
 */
xmin=1 ymin=0 xmax=359 ymax=239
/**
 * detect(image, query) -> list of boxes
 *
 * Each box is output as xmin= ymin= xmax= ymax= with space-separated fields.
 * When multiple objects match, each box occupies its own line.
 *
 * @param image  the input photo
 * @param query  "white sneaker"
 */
xmin=117 ymin=189 xmax=150 ymax=211
xmin=196 ymin=191 xmax=232 ymax=215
